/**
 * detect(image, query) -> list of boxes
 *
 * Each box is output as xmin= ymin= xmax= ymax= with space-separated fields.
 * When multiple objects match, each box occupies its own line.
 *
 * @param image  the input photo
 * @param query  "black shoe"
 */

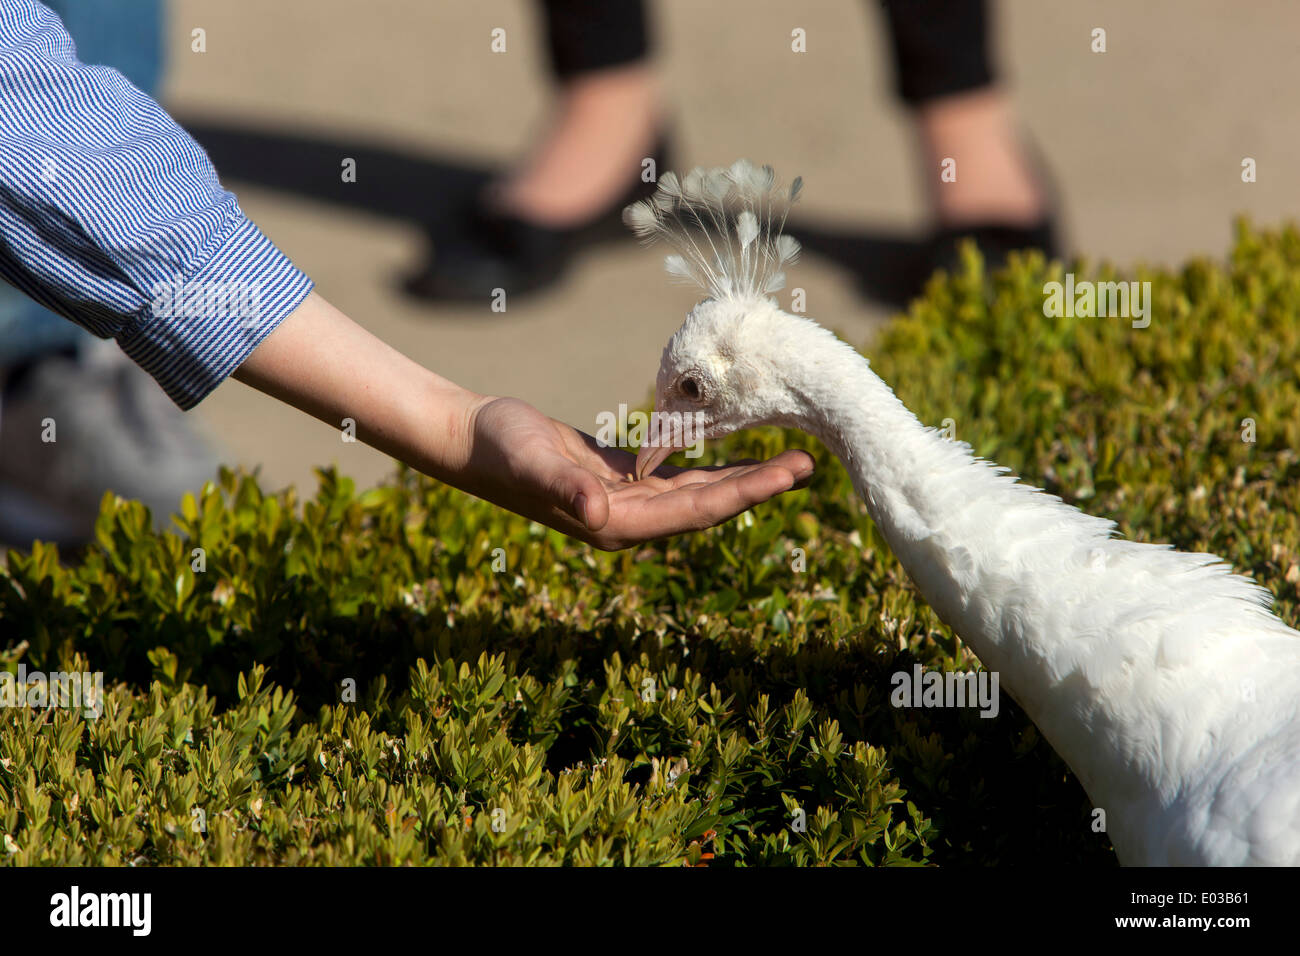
xmin=403 ymin=138 xmax=672 ymax=303
xmin=926 ymin=216 xmax=1061 ymax=278
xmin=923 ymin=132 xmax=1063 ymax=280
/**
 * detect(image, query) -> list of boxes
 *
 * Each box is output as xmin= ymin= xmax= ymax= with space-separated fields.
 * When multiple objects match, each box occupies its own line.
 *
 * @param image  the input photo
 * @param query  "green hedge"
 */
xmin=3 ymin=220 xmax=1298 ymax=865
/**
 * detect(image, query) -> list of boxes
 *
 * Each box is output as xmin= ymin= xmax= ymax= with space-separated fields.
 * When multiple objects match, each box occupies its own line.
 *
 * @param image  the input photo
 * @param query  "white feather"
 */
xmin=664 ymin=254 xmax=692 ymax=281
xmin=622 ymin=201 xmax=659 ymax=238
xmin=736 ymin=211 xmax=758 ymax=250
xmin=774 ymin=234 xmax=800 ymax=267
xmin=681 ymin=167 xmax=706 ymax=202
xmin=705 ymin=168 xmax=732 ymax=202
xmin=623 ymin=159 xmax=804 ymax=303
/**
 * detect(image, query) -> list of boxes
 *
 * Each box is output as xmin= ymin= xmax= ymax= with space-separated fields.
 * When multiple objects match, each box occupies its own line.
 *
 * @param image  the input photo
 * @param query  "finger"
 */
xmin=632 ymin=463 xmax=798 ymax=538
xmin=773 ymin=449 xmax=816 ymax=487
xmin=638 ymin=459 xmax=750 ymax=487
xmin=685 ymin=466 xmax=796 ymax=533
xmin=661 ymin=449 xmax=816 ymax=489
xmin=692 ymin=463 xmax=801 ymax=522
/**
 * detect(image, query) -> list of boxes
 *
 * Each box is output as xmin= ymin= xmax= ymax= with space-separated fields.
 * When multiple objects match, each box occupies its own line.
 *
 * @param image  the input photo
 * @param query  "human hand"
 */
xmin=460 ymin=396 xmax=815 ymax=550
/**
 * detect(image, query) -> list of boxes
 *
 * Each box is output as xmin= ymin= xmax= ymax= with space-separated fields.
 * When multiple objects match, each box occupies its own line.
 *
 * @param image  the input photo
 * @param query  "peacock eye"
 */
xmin=679 ymin=376 xmax=702 ymax=400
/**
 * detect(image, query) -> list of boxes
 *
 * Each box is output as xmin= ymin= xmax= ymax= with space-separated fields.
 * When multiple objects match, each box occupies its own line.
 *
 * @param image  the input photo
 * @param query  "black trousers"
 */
xmin=542 ymin=0 xmax=993 ymax=105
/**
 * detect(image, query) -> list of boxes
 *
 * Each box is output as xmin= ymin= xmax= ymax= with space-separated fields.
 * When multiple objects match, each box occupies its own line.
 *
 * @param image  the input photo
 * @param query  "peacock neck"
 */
xmin=777 ymin=330 xmax=1000 ymax=592
xmin=772 ymin=320 xmax=1300 ymax=862
xmin=775 ymin=323 xmax=1144 ymax=800
xmin=776 ymin=331 xmax=986 ymax=594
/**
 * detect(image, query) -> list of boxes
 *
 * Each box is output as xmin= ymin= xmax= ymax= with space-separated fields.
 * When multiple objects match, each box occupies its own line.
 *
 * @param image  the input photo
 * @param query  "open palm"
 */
xmin=461 ymin=397 xmax=814 ymax=550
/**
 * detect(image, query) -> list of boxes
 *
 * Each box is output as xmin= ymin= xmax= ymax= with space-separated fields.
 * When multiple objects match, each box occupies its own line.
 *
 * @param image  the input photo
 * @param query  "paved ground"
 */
xmin=160 ymin=0 xmax=1300 ymax=495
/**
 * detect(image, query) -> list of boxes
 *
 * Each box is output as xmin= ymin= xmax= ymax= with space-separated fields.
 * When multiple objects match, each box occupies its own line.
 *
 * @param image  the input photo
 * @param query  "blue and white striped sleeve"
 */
xmin=0 ymin=0 xmax=314 ymax=409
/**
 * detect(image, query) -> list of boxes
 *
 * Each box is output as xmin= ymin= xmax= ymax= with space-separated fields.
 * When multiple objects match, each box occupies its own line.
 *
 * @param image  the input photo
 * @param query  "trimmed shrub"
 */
xmin=2 ymin=221 xmax=1297 ymax=865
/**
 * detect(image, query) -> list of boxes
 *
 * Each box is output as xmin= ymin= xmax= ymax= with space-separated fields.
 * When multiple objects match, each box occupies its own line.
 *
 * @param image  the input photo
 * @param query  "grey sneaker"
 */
xmin=0 ymin=341 xmax=221 ymax=548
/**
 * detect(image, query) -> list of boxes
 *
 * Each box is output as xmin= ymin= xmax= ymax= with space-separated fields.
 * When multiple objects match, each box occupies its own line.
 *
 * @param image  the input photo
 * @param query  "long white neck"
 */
xmin=767 ymin=316 xmax=1300 ymax=864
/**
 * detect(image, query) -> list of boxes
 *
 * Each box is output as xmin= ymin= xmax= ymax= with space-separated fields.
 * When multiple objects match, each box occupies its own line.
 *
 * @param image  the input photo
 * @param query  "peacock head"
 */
xmin=634 ymin=293 xmax=807 ymax=479
xmin=623 ymin=160 xmax=809 ymax=479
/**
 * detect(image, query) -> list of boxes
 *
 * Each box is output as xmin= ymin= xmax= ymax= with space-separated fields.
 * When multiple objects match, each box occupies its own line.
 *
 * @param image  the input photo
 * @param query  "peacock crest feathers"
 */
xmin=623 ymin=159 xmax=803 ymax=303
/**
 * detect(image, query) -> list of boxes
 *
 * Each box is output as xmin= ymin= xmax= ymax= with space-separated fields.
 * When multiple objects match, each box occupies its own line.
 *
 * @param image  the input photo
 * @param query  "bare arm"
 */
xmin=232 ymin=291 xmax=481 ymax=481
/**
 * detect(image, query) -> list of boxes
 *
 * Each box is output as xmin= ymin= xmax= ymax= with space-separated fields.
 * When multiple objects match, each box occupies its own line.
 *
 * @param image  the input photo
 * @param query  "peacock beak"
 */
xmin=635 ymin=442 xmax=677 ymax=481
xmin=634 ymin=403 xmax=685 ymax=480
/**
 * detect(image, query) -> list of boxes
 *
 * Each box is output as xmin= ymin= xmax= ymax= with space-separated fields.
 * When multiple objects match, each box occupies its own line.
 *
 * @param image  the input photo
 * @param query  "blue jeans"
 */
xmin=0 ymin=0 xmax=164 ymax=369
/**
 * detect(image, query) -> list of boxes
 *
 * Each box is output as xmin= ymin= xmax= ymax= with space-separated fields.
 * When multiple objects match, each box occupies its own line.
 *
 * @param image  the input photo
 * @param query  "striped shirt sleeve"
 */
xmin=0 ymin=0 xmax=313 ymax=409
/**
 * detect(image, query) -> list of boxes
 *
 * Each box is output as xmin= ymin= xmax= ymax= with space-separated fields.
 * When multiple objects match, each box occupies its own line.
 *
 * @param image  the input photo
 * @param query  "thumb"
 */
xmin=547 ymin=464 xmax=609 ymax=532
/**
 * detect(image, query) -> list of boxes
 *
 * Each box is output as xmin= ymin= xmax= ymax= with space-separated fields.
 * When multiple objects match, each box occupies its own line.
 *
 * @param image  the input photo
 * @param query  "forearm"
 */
xmin=232 ymin=291 xmax=487 ymax=482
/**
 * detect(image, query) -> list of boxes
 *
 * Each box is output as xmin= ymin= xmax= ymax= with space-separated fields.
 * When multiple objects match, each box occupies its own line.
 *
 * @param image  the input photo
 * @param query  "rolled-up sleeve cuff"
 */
xmin=116 ymin=215 xmax=314 ymax=410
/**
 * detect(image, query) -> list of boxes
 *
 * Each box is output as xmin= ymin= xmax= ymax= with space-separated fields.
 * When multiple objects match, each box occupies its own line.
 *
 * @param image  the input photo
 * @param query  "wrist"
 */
xmin=411 ymin=381 xmax=495 ymax=482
